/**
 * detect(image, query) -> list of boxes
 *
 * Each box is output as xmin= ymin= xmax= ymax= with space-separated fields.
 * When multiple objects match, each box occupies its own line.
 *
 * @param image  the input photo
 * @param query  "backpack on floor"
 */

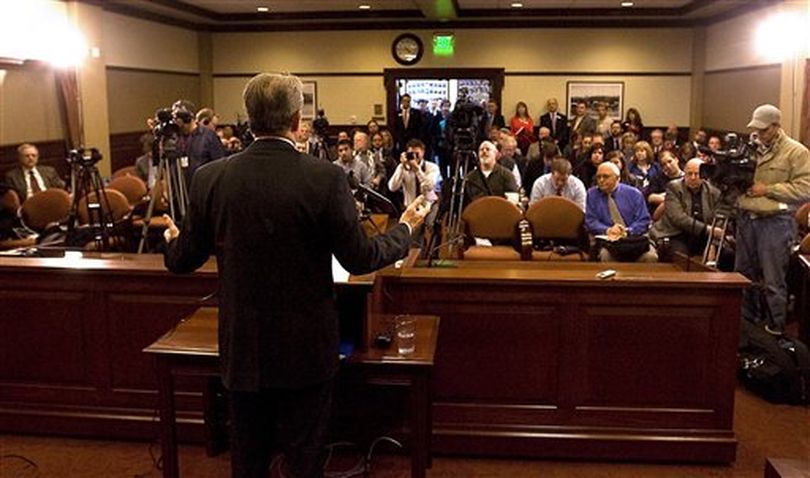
xmin=738 ymin=319 xmax=810 ymax=405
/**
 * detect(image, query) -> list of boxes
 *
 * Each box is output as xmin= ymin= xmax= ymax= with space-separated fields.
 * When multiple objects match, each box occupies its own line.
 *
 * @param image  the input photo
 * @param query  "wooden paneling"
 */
xmin=109 ymin=131 xmax=148 ymax=174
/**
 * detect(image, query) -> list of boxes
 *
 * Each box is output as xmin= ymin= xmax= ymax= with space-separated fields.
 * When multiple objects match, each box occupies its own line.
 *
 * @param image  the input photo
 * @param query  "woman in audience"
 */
xmin=510 ymin=101 xmax=535 ymax=154
xmin=621 ymin=131 xmax=637 ymax=162
xmin=575 ymin=144 xmax=604 ymax=189
xmin=622 ymin=108 xmax=644 ymax=137
xmin=678 ymin=141 xmax=696 ymax=167
xmin=606 ymin=150 xmax=632 ymax=185
xmin=367 ymin=119 xmax=380 ymax=136
xmin=380 ymin=129 xmax=395 ymax=152
xmin=628 ymin=140 xmax=660 ymax=192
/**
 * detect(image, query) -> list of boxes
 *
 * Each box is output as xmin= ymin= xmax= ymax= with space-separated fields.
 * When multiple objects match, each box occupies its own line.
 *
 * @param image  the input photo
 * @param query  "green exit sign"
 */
xmin=433 ymin=33 xmax=454 ymax=56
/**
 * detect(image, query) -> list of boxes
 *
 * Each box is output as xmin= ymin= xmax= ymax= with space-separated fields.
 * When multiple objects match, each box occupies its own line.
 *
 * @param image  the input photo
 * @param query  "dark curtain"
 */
xmin=54 ymin=66 xmax=82 ymax=150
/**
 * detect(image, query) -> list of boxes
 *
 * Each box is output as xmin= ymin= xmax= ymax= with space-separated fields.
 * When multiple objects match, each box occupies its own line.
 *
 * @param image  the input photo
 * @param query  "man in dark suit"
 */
xmin=569 ymin=101 xmax=597 ymax=143
xmin=538 ymin=98 xmax=569 ymax=150
xmin=393 ymin=93 xmax=423 ymax=154
xmin=163 ymin=73 xmax=428 ymax=478
xmin=484 ymin=99 xmax=506 ymax=131
xmin=4 ymin=143 xmax=65 ymax=201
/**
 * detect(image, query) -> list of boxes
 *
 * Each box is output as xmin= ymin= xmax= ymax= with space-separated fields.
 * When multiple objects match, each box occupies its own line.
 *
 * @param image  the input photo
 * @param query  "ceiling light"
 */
xmin=511 ymin=2 xmax=524 ymax=7
xmin=621 ymin=1 xmax=634 ymax=6
xmin=358 ymin=4 xmax=371 ymax=9
xmin=256 ymin=6 xmax=269 ymax=12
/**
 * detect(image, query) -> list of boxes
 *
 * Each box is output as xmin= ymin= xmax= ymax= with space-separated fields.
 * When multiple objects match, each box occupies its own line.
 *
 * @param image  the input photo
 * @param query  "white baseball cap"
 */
xmin=747 ymin=104 xmax=781 ymax=129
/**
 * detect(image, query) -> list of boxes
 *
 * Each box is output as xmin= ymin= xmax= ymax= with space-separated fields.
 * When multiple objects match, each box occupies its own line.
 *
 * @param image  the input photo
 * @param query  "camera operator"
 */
xmin=171 ymin=101 xmax=226 ymax=186
xmin=388 ymin=139 xmax=439 ymax=207
xmin=737 ymin=104 xmax=810 ymax=334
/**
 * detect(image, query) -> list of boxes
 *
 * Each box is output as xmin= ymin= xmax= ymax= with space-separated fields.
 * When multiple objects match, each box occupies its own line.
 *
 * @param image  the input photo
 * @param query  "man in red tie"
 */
xmin=4 ymin=143 xmax=65 ymax=201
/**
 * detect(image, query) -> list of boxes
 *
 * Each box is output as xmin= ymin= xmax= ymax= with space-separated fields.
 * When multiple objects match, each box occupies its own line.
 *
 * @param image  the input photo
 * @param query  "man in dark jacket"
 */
xmin=163 ymin=73 xmax=428 ymax=478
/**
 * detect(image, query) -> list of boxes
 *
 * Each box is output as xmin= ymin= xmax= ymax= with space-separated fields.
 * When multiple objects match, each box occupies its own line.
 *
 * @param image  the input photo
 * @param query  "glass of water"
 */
xmin=395 ymin=315 xmax=416 ymax=355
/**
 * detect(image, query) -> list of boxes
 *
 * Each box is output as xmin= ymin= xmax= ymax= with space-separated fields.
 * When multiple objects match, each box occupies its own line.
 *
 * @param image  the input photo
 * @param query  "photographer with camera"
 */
xmin=169 ymin=101 xmax=226 ymax=186
xmin=387 ymin=139 xmax=439 ymax=207
xmin=737 ymin=104 xmax=810 ymax=334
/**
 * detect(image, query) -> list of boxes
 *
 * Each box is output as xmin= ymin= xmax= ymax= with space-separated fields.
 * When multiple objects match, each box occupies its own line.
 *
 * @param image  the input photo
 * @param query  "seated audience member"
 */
xmin=134 ymin=133 xmax=158 ymax=188
xmin=605 ymin=121 xmax=624 ymax=153
xmin=498 ymin=135 xmax=525 ymax=189
xmin=665 ymin=124 xmax=680 ymax=146
xmin=586 ymin=162 xmax=657 ymax=262
xmin=372 ymin=131 xmax=397 ymax=178
xmin=464 ymin=140 xmax=518 ymax=205
xmin=333 ymin=139 xmax=371 ymax=186
xmin=692 ymin=129 xmax=708 ymax=149
xmin=4 ymin=143 xmax=65 ymax=201
xmin=678 ymin=142 xmax=697 ymax=166
xmin=649 ymin=129 xmax=665 ymax=159
xmin=388 ymin=139 xmax=439 ymax=206
xmin=707 ymin=135 xmax=722 ymax=152
xmin=523 ymin=140 xmax=558 ymax=197
xmin=367 ymin=119 xmax=380 ymax=136
xmin=526 ymin=127 xmax=551 ymax=163
xmin=650 ymin=158 xmax=722 ymax=257
xmin=620 ymin=131 xmax=638 ymax=162
xmin=0 ymin=180 xmax=20 ymax=240
xmin=530 ymin=157 xmax=586 ymax=211
xmin=646 ymin=150 xmax=684 ymax=209
xmin=574 ymin=144 xmax=604 ymax=189
xmin=606 ymin=150 xmax=632 ymax=185
xmin=628 ymin=140 xmax=660 ymax=191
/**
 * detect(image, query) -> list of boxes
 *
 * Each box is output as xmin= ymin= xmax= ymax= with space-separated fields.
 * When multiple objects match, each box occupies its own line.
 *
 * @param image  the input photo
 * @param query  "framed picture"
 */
xmin=302 ymin=81 xmax=317 ymax=120
xmin=566 ymin=81 xmax=624 ymax=120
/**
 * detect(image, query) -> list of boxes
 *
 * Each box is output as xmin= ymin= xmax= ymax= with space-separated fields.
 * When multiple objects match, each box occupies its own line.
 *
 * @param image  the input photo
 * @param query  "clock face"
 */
xmin=392 ymin=34 xmax=423 ymax=66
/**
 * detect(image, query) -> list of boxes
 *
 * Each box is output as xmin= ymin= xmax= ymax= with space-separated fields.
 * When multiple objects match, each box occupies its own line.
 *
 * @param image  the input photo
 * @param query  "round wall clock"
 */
xmin=392 ymin=33 xmax=423 ymax=66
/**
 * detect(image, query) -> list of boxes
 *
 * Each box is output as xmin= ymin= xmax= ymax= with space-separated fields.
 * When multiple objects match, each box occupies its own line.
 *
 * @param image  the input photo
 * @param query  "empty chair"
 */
xmin=0 ymin=188 xmax=21 ymax=214
xmin=20 ymin=188 xmax=71 ymax=233
xmin=796 ymin=201 xmax=810 ymax=235
xmin=76 ymin=189 xmax=131 ymax=225
xmin=111 ymin=166 xmax=137 ymax=180
xmin=525 ymin=196 xmax=588 ymax=261
xmin=108 ymin=175 xmax=148 ymax=206
xmin=459 ymin=196 xmax=522 ymax=261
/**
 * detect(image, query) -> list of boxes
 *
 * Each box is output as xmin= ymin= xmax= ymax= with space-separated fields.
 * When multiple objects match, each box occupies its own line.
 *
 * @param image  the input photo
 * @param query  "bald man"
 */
xmin=650 ymin=158 xmax=723 ymax=256
xmin=585 ymin=162 xmax=657 ymax=262
xmin=464 ymin=140 xmax=518 ymax=205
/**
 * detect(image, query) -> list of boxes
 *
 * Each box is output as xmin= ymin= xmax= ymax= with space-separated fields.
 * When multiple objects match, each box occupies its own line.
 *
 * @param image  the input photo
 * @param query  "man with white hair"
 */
xmin=163 ymin=73 xmax=429 ymax=478
xmin=497 ymin=134 xmax=524 ymax=189
xmin=736 ymin=104 xmax=810 ymax=334
xmin=650 ymin=158 xmax=722 ymax=256
xmin=464 ymin=140 xmax=518 ymax=205
xmin=585 ymin=161 xmax=657 ymax=262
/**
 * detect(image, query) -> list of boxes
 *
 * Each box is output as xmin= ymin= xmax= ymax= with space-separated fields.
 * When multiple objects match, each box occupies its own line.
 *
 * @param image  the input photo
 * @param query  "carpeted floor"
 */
xmin=1 ymin=387 xmax=807 ymax=478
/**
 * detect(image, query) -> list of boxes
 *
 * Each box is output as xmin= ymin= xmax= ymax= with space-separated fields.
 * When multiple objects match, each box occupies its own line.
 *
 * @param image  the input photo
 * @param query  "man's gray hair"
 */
xmin=243 ymin=73 xmax=303 ymax=136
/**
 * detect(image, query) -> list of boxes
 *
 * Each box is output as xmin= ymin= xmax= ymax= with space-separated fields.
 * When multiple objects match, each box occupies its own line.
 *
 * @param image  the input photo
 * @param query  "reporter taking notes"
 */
xmin=162 ymin=73 xmax=428 ymax=478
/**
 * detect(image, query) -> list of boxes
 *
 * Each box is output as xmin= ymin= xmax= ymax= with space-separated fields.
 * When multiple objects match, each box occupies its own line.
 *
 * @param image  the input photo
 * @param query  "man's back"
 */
xmin=166 ymin=139 xmax=411 ymax=391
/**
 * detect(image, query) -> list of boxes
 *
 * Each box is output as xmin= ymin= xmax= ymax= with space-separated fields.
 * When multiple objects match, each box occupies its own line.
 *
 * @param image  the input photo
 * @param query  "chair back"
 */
xmin=461 ymin=196 xmax=523 ymax=240
xmin=21 ymin=188 xmax=71 ymax=232
xmin=111 ymin=166 xmax=136 ymax=180
xmin=796 ymin=202 xmax=810 ymax=234
xmin=525 ymin=196 xmax=584 ymax=241
xmin=77 ymin=189 xmax=131 ymax=225
xmin=1 ymin=189 xmax=21 ymax=213
xmin=108 ymin=175 xmax=147 ymax=206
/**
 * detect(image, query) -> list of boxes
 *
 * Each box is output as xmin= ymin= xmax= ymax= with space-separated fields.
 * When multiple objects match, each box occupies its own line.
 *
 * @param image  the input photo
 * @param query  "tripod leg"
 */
xmin=137 ymin=158 xmax=168 ymax=253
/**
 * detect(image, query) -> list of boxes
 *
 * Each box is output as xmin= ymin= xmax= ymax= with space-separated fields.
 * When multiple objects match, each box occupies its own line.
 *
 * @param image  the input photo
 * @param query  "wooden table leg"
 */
xmin=156 ymin=356 xmax=179 ymax=478
xmin=410 ymin=373 xmax=429 ymax=478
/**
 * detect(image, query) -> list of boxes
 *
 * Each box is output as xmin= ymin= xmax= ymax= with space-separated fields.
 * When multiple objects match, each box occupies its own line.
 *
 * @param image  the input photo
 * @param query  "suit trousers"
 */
xmin=229 ymin=379 xmax=334 ymax=478
xmin=735 ymin=212 xmax=796 ymax=331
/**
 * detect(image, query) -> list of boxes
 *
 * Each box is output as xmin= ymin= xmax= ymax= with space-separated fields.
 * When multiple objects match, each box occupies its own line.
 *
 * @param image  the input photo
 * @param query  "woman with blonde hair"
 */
xmin=628 ymin=140 xmax=660 ymax=191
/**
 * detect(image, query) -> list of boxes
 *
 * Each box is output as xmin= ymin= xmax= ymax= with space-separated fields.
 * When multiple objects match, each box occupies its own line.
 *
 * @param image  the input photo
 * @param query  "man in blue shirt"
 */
xmin=586 ymin=162 xmax=658 ymax=262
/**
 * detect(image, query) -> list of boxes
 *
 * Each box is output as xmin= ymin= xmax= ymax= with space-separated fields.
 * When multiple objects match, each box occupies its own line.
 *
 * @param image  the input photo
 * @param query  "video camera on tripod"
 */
xmin=65 ymin=147 xmax=117 ymax=251
xmin=699 ymin=133 xmax=757 ymax=193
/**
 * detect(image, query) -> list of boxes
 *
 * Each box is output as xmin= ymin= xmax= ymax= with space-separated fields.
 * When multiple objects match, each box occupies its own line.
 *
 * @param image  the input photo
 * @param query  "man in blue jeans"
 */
xmin=736 ymin=104 xmax=810 ymax=334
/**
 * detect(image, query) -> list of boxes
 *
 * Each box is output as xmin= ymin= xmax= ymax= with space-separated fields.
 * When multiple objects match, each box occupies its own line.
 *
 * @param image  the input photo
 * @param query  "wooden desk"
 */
xmin=797 ymin=255 xmax=810 ymax=343
xmin=374 ymin=259 xmax=750 ymax=463
xmin=144 ymin=308 xmax=439 ymax=478
xmin=765 ymin=458 xmax=810 ymax=478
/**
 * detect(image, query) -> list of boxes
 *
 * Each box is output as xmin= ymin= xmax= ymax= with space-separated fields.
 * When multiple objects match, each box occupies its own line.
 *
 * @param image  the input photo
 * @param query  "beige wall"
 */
xmin=107 ymin=69 xmax=201 ymax=134
xmin=102 ymin=12 xmax=200 ymax=73
xmin=0 ymin=65 xmax=64 ymax=145
xmin=702 ymin=66 xmax=781 ymax=132
xmin=212 ymin=28 xmax=693 ymax=126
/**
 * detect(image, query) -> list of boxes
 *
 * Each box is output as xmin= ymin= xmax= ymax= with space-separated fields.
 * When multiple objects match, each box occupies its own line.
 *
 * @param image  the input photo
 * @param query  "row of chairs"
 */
xmin=458 ymin=196 xmax=589 ymax=261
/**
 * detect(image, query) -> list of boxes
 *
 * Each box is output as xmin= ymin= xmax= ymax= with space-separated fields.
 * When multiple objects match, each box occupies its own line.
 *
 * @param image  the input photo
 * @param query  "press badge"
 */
xmin=180 ymin=156 xmax=189 ymax=168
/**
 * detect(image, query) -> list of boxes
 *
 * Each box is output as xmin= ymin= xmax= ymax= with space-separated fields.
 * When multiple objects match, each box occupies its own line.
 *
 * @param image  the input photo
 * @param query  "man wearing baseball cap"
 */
xmin=737 ymin=104 xmax=810 ymax=334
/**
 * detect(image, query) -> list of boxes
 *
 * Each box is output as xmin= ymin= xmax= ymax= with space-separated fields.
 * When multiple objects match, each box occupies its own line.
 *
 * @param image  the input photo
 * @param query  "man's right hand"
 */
xmin=400 ymin=195 xmax=430 ymax=232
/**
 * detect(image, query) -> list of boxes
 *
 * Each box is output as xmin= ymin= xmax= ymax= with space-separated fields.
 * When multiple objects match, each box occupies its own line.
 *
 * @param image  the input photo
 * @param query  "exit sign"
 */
xmin=433 ymin=33 xmax=454 ymax=56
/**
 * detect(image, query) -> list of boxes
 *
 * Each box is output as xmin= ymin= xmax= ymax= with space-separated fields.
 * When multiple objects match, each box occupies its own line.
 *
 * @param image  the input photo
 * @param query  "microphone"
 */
xmin=355 ymin=182 xmax=396 ymax=215
xmin=426 ymin=233 xmax=466 ymax=268
xmin=346 ymin=170 xmax=360 ymax=190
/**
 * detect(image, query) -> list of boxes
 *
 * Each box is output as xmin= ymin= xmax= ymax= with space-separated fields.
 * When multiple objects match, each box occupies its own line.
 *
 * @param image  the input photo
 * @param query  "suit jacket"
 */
xmin=570 ymin=115 xmax=597 ymax=140
xmin=485 ymin=113 xmax=506 ymax=131
xmin=165 ymin=139 xmax=412 ymax=391
xmin=394 ymin=108 xmax=424 ymax=152
xmin=650 ymin=179 xmax=721 ymax=241
xmin=4 ymin=165 xmax=65 ymax=200
xmin=538 ymin=112 xmax=569 ymax=148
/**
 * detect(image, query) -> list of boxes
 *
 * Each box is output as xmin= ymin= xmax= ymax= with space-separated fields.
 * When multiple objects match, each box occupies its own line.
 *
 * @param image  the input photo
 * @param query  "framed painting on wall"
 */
xmin=566 ymin=81 xmax=624 ymax=120
xmin=302 ymin=81 xmax=317 ymax=120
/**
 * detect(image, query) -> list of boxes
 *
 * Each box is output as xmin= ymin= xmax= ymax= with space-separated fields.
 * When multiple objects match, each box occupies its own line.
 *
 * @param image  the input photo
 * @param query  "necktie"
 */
xmin=403 ymin=109 xmax=409 ymax=129
xmin=551 ymin=114 xmax=556 ymax=136
xmin=29 ymin=171 xmax=42 ymax=195
xmin=556 ymin=185 xmax=563 ymax=196
xmin=608 ymin=192 xmax=626 ymax=227
xmin=414 ymin=169 xmax=422 ymax=200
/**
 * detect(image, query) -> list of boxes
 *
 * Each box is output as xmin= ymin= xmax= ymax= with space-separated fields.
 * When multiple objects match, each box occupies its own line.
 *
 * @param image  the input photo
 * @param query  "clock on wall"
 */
xmin=392 ymin=33 xmax=423 ymax=66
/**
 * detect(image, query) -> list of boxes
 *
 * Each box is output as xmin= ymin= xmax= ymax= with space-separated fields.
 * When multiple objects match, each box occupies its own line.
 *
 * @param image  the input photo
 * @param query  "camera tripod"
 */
xmin=67 ymin=158 xmax=115 ymax=251
xmin=439 ymin=148 xmax=477 ymax=258
xmin=136 ymin=136 xmax=189 ymax=253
